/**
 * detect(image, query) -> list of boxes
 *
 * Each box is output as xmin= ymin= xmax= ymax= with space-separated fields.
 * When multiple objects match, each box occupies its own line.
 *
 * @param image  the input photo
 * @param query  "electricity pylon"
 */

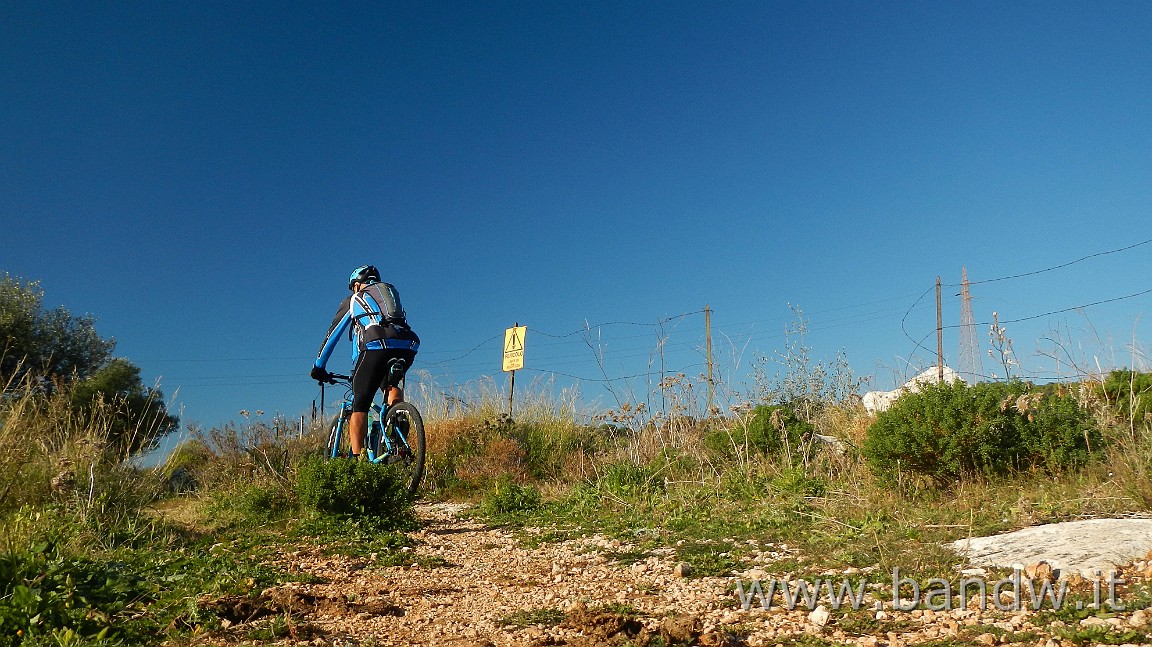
xmin=958 ymin=267 xmax=983 ymax=384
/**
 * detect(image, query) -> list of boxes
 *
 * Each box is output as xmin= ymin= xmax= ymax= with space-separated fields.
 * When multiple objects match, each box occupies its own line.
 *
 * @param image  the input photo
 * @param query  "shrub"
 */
xmin=862 ymin=381 xmax=1101 ymax=485
xmin=479 ymin=476 xmax=542 ymax=517
xmin=1095 ymin=370 xmax=1152 ymax=429
xmin=295 ymin=456 xmax=415 ymax=528
xmin=705 ymin=405 xmax=815 ymax=462
xmin=596 ymin=461 xmax=665 ymax=498
xmin=190 ymin=417 xmax=324 ymax=493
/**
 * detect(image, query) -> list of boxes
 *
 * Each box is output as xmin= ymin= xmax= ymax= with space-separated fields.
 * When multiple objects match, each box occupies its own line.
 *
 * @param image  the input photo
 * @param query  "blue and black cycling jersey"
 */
xmin=314 ymin=283 xmax=420 ymax=371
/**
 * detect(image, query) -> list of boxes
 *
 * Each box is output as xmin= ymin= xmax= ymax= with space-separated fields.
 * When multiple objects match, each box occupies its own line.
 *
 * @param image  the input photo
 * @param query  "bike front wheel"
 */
xmin=325 ymin=413 xmax=352 ymax=459
xmin=383 ymin=401 xmax=426 ymax=497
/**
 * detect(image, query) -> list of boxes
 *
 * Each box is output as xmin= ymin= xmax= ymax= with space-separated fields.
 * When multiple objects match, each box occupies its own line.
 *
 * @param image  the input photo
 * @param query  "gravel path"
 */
xmin=202 ymin=504 xmax=1152 ymax=646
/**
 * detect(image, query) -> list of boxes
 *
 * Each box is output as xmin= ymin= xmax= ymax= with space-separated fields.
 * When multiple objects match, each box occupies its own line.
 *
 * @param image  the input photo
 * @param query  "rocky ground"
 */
xmin=197 ymin=503 xmax=1152 ymax=646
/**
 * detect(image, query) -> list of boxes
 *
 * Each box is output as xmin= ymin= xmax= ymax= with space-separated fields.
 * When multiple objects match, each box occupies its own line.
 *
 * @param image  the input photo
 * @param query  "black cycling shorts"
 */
xmin=351 ymin=348 xmax=417 ymax=413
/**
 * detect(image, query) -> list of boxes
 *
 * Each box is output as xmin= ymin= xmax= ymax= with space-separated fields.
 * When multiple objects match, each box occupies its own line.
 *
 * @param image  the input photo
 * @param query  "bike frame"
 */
xmin=324 ymin=375 xmax=413 ymax=463
xmin=317 ymin=366 xmax=426 ymax=497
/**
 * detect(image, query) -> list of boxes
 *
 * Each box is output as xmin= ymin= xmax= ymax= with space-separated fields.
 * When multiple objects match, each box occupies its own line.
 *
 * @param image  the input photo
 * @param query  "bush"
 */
xmin=479 ymin=476 xmax=542 ymax=517
xmin=601 ymin=461 xmax=668 ymax=497
xmin=189 ymin=417 xmax=324 ymax=493
xmin=705 ymin=405 xmax=815 ymax=461
xmin=1095 ymin=370 xmax=1152 ymax=429
xmin=862 ymin=381 xmax=1101 ymax=485
xmin=295 ymin=456 xmax=415 ymax=528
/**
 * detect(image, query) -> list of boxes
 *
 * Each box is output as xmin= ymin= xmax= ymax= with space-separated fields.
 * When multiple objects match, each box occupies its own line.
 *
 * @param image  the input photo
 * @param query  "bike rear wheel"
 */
xmin=383 ymin=401 xmax=426 ymax=496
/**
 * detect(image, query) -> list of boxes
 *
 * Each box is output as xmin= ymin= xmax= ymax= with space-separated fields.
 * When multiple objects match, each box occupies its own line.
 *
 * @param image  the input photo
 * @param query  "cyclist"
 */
xmin=311 ymin=265 xmax=420 ymax=459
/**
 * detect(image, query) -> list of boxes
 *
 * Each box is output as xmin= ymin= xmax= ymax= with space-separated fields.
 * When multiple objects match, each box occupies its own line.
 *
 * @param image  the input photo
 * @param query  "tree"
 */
xmin=1 ymin=274 xmax=114 ymax=384
xmin=1 ymin=273 xmax=178 ymax=453
xmin=70 ymin=358 xmax=180 ymax=454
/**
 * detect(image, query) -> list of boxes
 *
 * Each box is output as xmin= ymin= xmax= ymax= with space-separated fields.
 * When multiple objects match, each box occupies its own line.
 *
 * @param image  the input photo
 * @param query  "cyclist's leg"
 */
xmin=350 ymin=351 xmax=390 ymax=456
xmin=382 ymin=349 xmax=417 ymax=406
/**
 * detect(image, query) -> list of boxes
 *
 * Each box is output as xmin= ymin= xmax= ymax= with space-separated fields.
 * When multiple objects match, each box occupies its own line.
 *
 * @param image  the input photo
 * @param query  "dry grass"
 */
xmin=0 ymin=374 xmax=137 ymax=514
xmin=411 ymin=373 xmax=605 ymax=495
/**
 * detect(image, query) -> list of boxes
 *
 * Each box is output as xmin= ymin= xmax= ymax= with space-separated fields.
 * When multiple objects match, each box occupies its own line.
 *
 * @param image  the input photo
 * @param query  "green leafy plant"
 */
xmin=862 ymin=380 xmax=1101 ymax=484
xmin=295 ymin=456 xmax=415 ymax=527
xmin=479 ymin=476 xmax=542 ymax=518
xmin=498 ymin=607 xmax=564 ymax=628
xmin=706 ymin=405 xmax=815 ymax=462
xmin=1095 ymin=370 xmax=1152 ymax=429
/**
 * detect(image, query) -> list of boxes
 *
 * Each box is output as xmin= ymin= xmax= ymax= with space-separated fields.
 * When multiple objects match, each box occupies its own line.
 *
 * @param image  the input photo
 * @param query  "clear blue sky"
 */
xmin=3 ymin=2 xmax=1150 ymax=439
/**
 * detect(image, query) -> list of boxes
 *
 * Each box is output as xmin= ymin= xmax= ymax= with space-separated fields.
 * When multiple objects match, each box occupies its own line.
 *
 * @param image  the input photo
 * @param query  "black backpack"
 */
xmin=352 ymin=282 xmax=409 ymax=333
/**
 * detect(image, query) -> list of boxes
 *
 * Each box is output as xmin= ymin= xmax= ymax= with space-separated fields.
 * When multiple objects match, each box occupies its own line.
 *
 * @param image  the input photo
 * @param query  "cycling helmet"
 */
xmin=348 ymin=265 xmax=381 ymax=290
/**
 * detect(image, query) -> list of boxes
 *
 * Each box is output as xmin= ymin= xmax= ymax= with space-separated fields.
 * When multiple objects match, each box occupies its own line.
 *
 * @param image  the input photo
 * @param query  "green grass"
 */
xmin=0 ymin=485 xmax=425 ymax=647
xmin=0 ymin=507 xmax=298 ymax=647
xmin=674 ymin=540 xmax=746 ymax=578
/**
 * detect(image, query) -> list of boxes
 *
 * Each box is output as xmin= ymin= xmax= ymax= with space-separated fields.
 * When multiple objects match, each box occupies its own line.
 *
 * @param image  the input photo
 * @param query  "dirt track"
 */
xmin=200 ymin=503 xmax=1152 ymax=646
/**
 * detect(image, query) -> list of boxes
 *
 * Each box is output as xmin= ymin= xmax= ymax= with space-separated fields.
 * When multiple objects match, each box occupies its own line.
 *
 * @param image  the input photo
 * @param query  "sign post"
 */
xmin=502 ymin=323 xmax=526 ymax=417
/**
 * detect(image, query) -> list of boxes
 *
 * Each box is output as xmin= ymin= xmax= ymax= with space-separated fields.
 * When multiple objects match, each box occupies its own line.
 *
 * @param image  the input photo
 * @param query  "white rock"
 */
xmin=951 ymin=518 xmax=1152 ymax=578
xmin=808 ymin=605 xmax=831 ymax=628
xmin=1080 ymin=616 xmax=1112 ymax=628
xmin=745 ymin=568 xmax=769 ymax=580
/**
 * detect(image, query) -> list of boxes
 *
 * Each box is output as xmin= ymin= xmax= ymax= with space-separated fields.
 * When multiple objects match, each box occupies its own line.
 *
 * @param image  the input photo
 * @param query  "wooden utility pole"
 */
xmin=705 ymin=304 xmax=714 ymax=415
xmin=936 ymin=276 xmax=944 ymax=382
xmin=508 ymin=369 xmax=515 ymax=418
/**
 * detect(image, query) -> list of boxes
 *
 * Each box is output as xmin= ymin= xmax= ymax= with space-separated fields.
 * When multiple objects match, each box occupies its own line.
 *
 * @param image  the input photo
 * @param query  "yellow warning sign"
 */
xmin=502 ymin=325 xmax=526 ymax=372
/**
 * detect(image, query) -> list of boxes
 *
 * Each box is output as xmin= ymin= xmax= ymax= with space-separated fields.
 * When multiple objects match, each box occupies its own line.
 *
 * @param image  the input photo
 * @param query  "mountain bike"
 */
xmin=322 ymin=367 xmax=426 ymax=496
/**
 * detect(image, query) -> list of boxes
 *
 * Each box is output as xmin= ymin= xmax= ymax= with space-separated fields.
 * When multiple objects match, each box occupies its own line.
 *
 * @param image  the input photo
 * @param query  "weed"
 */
xmin=606 ymin=549 xmax=650 ymax=566
xmin=479 ymin=476 xmax=542 ymax=519
xmin=835 ymin=610 xmax=913 ymax=636
xmin=499 ymin=607 xmax=565 ymax=628
xmin=519 ymin=528 xmax=578 ymax=549
xmin=705 ymin=405 xmax=817 ymax=465
xmin=675 ymin=541 xmax=745 ymax=578
xmin=772 ymin=634 xmax=846 ymax=647
xmin=590 ymin=602 xmax=643 ymax=616
xmin=291 ymin=512 xmax=413 ymax=560
xmin=0 ymin=504 xmax=294 ymax=647
xmin=1050 ymin=624 xmax=1151 ymax=646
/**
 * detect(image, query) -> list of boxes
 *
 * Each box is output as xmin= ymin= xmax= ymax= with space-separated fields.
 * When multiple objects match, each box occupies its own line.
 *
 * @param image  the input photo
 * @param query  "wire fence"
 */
xmin=141 ymin=239 xmax=1151 ymax=408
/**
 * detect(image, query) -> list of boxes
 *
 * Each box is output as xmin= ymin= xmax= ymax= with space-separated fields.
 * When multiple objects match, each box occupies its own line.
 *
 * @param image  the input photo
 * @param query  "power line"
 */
xmin=900 ymin=284 xmax=939 ymax=358
xmin=944 ymin=287 xmax=1152 ymax=330
xmin=899 ymin=283 xmax=1150 ymax=369
xmin=520 ymin=363 xmax=707 ymax=385
xmin=947 ymin=238 xmax=1152 ymax=287
xmin=529 ymin=309 xmax=706 ymax=339
xmin=419 ymin=332 xmax=503 ymax=367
